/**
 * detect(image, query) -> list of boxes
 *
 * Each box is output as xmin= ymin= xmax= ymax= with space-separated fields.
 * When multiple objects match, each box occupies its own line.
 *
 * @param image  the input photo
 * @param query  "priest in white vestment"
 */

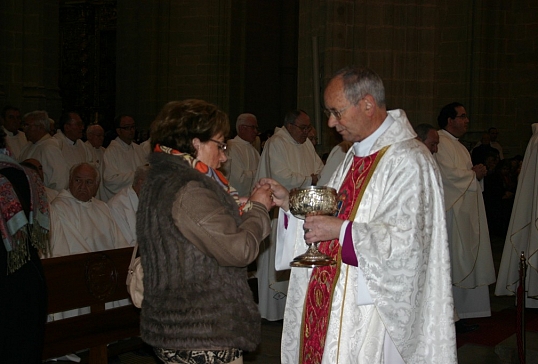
xmin=102 ymin=115 xmax=146 ymax=201
xmin=108 ymin=165 xmax=149 ymax=246
xmin=264 ymin=66 xmax=456 ymax=363
xmin=222 ymin=113 xmax=260 ymax=197
xmin=496 ymin=123 xmax=538 ymax=308
xmin=2 ymin=106 xmax=27 ymax=161
xmin=54 ymin=112 xmax=93 ymax=171
xmin=435 ymin=102 xmax=496 ymax=320
xmin=19 ymin=111 xmax=69 ymax=191
xmin=254 ymin=110 xmax=324 ymax=321
xmin=85 ymin=124 xmax=106 ymax=200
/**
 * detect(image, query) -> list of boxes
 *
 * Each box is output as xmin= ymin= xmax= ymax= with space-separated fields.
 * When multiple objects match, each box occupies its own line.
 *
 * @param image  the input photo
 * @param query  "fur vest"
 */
xmin=137 ymin=152 xmax=262 ymax=351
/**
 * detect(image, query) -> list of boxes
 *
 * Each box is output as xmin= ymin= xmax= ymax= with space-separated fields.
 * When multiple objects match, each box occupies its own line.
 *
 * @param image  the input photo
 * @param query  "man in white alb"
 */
xmin=85 ymin=124 xmax=106 ymax=199
xmin=496 ymin=123 xmax=538 ymax=308
xmin=54 ymin=111 xmax=93 ymax=170
xmin=19 ymin=110 xmax=68 ymax=191
xmin=254 ymin=110 xmax=324 ymax=321
xmin=435 ymin=102 xmax=496 ymax=323
xmin=108 ymin=165 xmax=149 ymax=246
xmin=222 ymin=113 xmax=260 ymax=197
xmin=262 ymin=66 xmax=456 ymax=363
xmin=1 ymin=106 xmax=27 ymax=160
xmin=102 ymin=115 xmax=146 ymax=201
xmin=49 ymin=162 xmax=128 ymax=257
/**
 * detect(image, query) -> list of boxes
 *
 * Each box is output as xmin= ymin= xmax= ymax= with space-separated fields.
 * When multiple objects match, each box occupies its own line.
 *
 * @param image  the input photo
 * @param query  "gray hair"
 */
xmin=86 ymin=124 xmax=104 ymax=136
xmin=236 ymin=113 xmax=257 ymax=133
xmin=283 ymin=110 xmax=307 ymax=126
xmin=414 ymin=123 xmax=437 ymax=142
xmin=69 ymin=162 xmax=100 ymax=186
xmin=332 ymin=66 xmax=386 ymax=108
xmin=23 ymin=110 xmax=50 ymax=132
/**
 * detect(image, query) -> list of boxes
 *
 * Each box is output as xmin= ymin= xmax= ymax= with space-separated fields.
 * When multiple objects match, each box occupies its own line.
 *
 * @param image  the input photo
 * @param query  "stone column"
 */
xmin=0 ymin=0 xmax=61 ymax=118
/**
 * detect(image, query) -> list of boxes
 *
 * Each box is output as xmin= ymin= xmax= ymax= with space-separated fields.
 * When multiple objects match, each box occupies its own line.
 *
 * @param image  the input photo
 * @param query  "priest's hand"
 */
xmin=256 ymin=178 xmax=289 ymax=211
xmin=303 ymin=215 xmax=343 ymax=244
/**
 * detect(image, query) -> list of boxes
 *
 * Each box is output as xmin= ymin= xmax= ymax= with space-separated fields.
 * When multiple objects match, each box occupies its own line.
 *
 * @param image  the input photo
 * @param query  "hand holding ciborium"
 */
xmin=289 ymin=186 xmax=338 ymax=268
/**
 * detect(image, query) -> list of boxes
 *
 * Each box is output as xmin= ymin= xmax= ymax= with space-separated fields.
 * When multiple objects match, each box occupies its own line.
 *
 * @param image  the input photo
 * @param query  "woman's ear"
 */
xmin=192 ymin=138 xmax=201 ymax=152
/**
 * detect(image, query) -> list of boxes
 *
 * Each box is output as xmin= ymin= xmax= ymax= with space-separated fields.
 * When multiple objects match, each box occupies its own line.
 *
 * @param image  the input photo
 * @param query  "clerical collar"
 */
xmin=441 ymin=129 xmax=459 ymax=140
xmin=352 ymin=113 xmax=395 ymax=157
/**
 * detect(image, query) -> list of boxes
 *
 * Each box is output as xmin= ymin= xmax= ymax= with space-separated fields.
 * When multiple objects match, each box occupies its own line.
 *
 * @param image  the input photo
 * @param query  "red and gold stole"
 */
xmin=299 ymin=146 xmax=388 ymax=364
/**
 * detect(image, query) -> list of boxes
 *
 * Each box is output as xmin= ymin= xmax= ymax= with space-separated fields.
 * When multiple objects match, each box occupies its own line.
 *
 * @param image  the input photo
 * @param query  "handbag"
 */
xmin=126 ymin=243 xmax=144 ymax=308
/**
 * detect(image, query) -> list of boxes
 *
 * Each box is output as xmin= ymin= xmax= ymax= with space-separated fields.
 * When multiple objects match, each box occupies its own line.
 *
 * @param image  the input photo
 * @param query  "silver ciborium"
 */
xmin=289 ymin=186 xmax=338 ymax=268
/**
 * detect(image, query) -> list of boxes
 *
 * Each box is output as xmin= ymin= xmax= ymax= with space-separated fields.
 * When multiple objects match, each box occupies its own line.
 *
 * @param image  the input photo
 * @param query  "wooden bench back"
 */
xmin=42 ymin=247 xmax=140 ymax=363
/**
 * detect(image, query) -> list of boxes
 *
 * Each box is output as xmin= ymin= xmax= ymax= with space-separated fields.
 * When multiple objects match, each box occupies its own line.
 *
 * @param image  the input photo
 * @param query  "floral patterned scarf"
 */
xmin=154 ymin=144 xmax=242 ymax=208
xmin=0 ymin=151 xmax=50 ymax=273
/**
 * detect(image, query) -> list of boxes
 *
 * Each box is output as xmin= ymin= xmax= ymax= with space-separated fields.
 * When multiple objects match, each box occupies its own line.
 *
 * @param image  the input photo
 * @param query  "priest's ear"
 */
xmin=362 ymin=95 xmax=376 ymax=115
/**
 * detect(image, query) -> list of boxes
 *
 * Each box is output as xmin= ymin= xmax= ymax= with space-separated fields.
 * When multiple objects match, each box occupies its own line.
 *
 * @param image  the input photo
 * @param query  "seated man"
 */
xmin=49 ymin=162 xmax=128 ymax=257
xmin=107 ymin=165 xmax=150 ymax=246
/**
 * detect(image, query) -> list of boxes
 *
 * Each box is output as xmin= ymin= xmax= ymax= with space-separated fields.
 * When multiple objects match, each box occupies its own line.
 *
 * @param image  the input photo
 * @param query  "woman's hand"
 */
xmin=256 ymin=178 xmax=289 ymax=211
xmin=249 ymin=183 xmax=274 ymax=211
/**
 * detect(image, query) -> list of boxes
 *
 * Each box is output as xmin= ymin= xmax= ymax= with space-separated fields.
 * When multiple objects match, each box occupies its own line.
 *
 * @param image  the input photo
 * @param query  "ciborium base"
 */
xmin=289 ymin=245 xmax=336 ymax=268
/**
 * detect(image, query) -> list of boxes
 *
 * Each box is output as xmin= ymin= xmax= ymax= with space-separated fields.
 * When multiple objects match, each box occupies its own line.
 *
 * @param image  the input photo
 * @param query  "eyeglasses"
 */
xmin=324 ymin=104 xmax=353 ymax=120
xmin=118 ymin=125 xmax=136 ymax=130
xmin=290 ymin=123 xmax=312 ymax=132
xmin=454 ymin=114 xmax=468 ymax=120
xmin=209 ymin=139 xmax=227 ymax=152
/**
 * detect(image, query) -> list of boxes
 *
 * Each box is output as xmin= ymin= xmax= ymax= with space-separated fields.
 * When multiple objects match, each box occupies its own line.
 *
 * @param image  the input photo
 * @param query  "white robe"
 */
xmin=254 ymin=126 xmax=324 ymax=321
xmin=49 ymin=189 xmax=129 ymax=257
xmin=276 ymin=110 xmax=457 ymax=364
xmin=19 ymin=134 xmax=69 ymax=191
xmin=222 ymin=135 xmax=260 ymax=197
xmin=435 ymin=129 xmax=496 ymax=318
xmin=48 ymin=190 xmax=130 ymax=320
xmin=107 ymin=186 xmax=138 ymax=246
xmin=3 ymin=127 xmax=27 ymax=161
xmin=85 ymin=141 xmax=106 ymax=200
xmin=318 ymin=141 xmax=352 ymax=186
xmin=53 ymin=130 xmax=93 ymax=169
xmin=495 ymin=123 xmax=538 ymax=308
xmin=102 ymin=137 xmax=146 ymax=201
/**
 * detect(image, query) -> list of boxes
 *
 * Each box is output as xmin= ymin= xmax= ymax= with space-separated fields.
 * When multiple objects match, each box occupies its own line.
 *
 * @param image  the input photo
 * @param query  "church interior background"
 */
xmin=1 ymin=0 xmax=537 ymax=157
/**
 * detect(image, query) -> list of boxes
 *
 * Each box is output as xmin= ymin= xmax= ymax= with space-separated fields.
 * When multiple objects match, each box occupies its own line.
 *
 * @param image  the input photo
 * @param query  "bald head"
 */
xmin=69 ymin=163 xmax=99 ymax=202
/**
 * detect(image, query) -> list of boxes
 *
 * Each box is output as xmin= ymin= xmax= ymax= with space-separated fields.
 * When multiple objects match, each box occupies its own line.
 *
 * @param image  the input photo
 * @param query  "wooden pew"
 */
xmin=42 ymin=247 xmax=141 ymax=363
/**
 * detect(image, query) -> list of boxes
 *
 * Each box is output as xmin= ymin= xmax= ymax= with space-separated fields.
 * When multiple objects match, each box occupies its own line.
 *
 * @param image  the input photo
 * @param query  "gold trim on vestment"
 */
xmin=335 ymin=145 xmax=389 ymax=364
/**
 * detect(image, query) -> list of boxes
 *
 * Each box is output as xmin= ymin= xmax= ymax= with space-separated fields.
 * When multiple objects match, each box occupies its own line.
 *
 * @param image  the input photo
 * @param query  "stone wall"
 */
xmin=298 ymin=0 xmax=538 ymax=157
xmin=0 ymin=0 xmax=61 ymax=119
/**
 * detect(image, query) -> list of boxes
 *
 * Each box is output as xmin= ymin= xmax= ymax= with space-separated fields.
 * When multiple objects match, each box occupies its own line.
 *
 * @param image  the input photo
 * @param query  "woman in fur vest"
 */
xmin=137 ymin=99 xmax=274 ymax=364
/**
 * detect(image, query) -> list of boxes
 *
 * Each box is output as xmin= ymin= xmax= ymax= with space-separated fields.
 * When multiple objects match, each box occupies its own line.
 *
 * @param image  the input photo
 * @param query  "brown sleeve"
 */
xmin=172 ymin=181 xmax=271 ymax=267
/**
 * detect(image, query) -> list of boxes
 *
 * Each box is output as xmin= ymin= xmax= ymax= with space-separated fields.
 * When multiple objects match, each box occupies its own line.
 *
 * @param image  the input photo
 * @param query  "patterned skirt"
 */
xmin=154 ymin=348 xmax=242 ymax=364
